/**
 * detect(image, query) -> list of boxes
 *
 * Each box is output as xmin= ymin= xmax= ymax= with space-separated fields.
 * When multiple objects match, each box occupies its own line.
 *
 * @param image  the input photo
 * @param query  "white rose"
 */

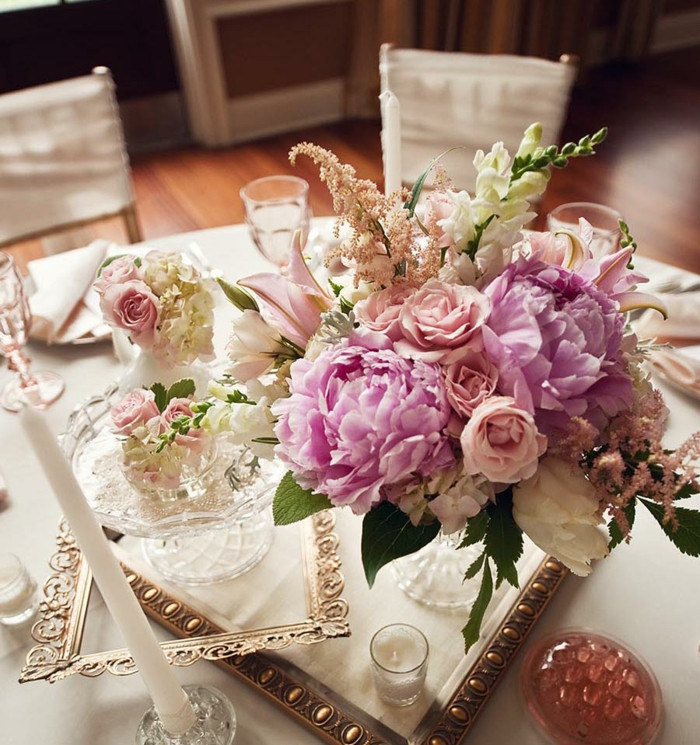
xmin=512 ymin=457 xmax=609 ymax=576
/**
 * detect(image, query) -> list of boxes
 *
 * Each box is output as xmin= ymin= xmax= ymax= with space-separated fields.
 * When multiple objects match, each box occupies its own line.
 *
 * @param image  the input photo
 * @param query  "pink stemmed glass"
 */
xmin=0 ymin=253 xmax=64 ymax=412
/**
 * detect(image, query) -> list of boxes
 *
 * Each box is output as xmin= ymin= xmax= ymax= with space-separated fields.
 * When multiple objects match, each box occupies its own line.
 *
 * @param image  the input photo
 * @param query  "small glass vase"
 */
xmin=122 ymin=440 xmax=218 ymax=504
xmin=391 ymin=529 xmax=482 ymax=609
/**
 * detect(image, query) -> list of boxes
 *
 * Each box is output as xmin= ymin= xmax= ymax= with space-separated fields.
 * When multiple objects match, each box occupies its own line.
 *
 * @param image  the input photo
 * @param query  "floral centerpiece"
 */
xmin=94 ymin=250 xmax=215 ymax=368
xmin=177 ymin=124 xmax=700 ymax=650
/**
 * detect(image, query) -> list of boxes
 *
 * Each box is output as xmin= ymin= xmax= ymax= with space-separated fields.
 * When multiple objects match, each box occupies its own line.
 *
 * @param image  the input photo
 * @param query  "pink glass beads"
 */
xmin=521 ymin=630 xmax=663 ymax=745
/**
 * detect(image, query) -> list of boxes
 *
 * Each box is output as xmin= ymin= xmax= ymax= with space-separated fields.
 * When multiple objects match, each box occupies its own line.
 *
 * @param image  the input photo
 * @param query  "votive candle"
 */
xmin=19 ymin=404 xmax=196 ymax=735
xmin=370 ymin=623 xmax=429 ymax=706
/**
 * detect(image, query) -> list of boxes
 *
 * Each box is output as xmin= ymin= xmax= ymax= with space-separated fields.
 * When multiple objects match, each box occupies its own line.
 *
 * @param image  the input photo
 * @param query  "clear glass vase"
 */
xmin=391 ymin=529 xmax=482 ymax=609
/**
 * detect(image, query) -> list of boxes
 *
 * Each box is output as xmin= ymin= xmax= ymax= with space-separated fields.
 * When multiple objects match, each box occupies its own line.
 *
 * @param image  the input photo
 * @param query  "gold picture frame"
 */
xmin=21 ymin=511 xmax=568 ymax=744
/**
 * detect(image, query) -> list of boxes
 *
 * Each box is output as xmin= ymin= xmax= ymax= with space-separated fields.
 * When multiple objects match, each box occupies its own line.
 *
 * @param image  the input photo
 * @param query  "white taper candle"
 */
xmin=19 ymin=404 xmax=196 ymax=736
xmin=380 ymin=90 xmax=402 ymax=197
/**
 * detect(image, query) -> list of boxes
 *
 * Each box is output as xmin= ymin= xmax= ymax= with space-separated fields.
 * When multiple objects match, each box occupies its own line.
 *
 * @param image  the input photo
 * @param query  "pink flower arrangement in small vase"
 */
xmin=94 ymin=250 xmax=216 ymax=391
xmin=111 ymin=379 xmax=215 ymax=502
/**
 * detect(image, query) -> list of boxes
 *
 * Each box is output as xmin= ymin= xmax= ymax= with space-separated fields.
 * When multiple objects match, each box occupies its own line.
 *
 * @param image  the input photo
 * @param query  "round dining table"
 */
xmin=1 ymin=222 xmax=699 ymax=745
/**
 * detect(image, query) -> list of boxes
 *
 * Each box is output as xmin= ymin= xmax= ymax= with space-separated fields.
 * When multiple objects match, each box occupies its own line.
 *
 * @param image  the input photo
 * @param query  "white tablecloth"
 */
xmin=1 ymin=224 xmax=699 ymax=744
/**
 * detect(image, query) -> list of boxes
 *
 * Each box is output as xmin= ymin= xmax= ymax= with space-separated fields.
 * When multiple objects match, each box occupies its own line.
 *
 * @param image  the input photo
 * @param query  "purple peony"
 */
xmin=483 ymin=255 xmax=633 ymax=436
xmin=272 ymin=339 xmax=455 ymax=515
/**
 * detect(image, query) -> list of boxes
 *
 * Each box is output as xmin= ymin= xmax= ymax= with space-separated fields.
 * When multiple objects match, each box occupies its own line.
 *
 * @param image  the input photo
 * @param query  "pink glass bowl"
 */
xmin=521 ymin=629 xmax=663 ymax=745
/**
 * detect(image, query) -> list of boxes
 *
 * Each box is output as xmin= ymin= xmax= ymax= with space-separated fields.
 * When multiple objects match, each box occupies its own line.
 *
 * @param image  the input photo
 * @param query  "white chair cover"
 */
xmin=0 ymin=71 xmax=135 ymax=246
xmin=380 ymin=47 xmax=577 ymax=193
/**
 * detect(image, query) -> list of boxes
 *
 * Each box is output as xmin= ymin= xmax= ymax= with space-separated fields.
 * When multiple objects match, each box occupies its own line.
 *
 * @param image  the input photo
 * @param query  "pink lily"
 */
xmin=238 ymin=232 xmax=333 ymax=349
xmin=586 ymin=246 xmax=667 ymax=318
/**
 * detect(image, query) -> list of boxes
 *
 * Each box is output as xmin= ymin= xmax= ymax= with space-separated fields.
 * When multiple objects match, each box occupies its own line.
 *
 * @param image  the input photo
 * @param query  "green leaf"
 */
xmin=361 ymin=502 xmax=440 ymax=587
xmin=272 ymin=472 xmax=332 ymax=526
xmin=403 ymin=148 xmax=459 ymax=216
xmin=675 ymin=480 xmax=699 ymax=500
xmin=216 ymin=278 xmax=259 ymax=312
xmin=150 ymin=382 xmax=168 ymax=412
xmin=226 ymin=389 xmax=255 ymax=405
xmin=461 ymin=559 xmax=494 ymax=654
xmin=640 ymin=499 xmax=700 ymax=557
xmin=167 ymin=378 xmax=195 ymax=402
xmin=608 ymin=500 xmax=637 ymax=550
xmin=460 ymin=510 xmax=489 ymax=548
xmin=464 ymin=551 xmax=486 ymax=580
xmin=484 ymin=489 xmax=523 ymax=589
xmin=327 ymin=278 xmax=343 ymax=297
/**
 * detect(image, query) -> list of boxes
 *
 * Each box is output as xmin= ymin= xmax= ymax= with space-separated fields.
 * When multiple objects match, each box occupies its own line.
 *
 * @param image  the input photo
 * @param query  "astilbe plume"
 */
xmin=579 ymin=388 xmax=700 ymax=536
xmin=289 ymin=143 xmax=442 ymax=287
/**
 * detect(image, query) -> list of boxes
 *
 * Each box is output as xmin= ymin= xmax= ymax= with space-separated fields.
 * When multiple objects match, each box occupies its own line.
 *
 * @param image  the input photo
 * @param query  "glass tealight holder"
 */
xmin=370 ymin=623 xmax=429 ymax=707
xmin=0 ymin=553 xmax=39 ymax=626
xmin=521 ymin=629 xmax=663 ymax=745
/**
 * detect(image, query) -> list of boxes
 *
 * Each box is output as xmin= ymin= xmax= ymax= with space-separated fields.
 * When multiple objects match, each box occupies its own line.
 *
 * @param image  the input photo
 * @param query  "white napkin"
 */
xmin=648 ymin=348 xmax=700 ymax=398
xmin=28 ymin=239 xmax=113 ymax=344
xmin=634 ymin=292 xmax=700 ymax=341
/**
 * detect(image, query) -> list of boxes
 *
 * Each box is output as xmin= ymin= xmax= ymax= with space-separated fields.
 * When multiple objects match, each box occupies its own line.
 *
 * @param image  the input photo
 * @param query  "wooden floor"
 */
xmin=7 ymin=48 xmax=700 ymax=274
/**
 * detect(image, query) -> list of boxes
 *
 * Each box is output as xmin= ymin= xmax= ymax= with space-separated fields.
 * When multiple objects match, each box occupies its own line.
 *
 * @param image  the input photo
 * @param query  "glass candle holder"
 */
xmin=521 ymin=629 xmax=663 ymax=745
xmin=546 ymin=202 xmax=623 ymax=260
xmin=0 ymin=553 xmax=38 ymax=626
xmin=370 ymin=623 xmax=429 ymax=707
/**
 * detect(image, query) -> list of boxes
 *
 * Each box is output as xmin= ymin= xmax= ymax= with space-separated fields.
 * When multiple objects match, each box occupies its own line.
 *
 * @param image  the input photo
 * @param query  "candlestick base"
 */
xmin=135 ymin=685 xmax=236 ymax=745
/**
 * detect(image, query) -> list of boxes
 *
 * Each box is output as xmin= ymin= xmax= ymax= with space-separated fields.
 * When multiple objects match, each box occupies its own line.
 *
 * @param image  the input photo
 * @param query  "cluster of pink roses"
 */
xmin=111 ymin=389 xmax=209 ymax=492
xmin=94 ymin=251 xmax=215 ymax=367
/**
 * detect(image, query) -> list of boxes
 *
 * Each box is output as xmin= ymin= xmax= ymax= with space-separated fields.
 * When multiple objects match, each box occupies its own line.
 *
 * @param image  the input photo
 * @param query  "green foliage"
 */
xmin=510 ymin=127 xmax=607 ymax=184
xmin=403 ymin=148 xmax=460 ymax=217
xmin=361 ymin=502 xmax=441 ymax=587
xmin=216 ymin=278 xmax=260 ymax=312
xmin=272 ymin=472 xmax=332 ymax=526
xmin=640 ymin=499 xmax=700 ymax=557
xmin=167 ymin=378 xmax=196 ymax=401
xmin=607 ymin=500 xmax=637 ymax=550
xmin=484 ymin=490 xmax=523 ymax=589
xmin=225 ymin=389 xmax=255 ymax=405
xmin=150 ymin=382 xmax=168 ymax=413
xmin=461 ymin=560 xmax=493 ymax=653
xmin=460 ymin=510 xmax=489 ymax=548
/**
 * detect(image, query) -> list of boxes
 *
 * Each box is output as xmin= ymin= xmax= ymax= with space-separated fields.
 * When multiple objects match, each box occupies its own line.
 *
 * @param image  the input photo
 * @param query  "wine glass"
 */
xmin=0 ymin=253 xmax=64 ymax=412
xmin=240 ymin=175 xmax=311 ymax=269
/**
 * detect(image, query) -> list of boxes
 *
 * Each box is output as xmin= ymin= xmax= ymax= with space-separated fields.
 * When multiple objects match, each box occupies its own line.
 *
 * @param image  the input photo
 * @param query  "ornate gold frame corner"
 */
xmin=20 ymin=510 xmax=349 ymax=684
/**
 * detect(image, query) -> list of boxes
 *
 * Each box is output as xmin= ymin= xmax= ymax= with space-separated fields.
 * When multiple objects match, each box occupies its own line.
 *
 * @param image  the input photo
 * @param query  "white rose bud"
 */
xmin=512 ymin=456 xmax=609 ymax=576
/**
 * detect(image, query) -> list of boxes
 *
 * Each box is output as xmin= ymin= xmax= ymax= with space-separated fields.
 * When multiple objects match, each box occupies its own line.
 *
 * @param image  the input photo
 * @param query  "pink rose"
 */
xmin=354 ymin=285 xmax=414 ymax=341
xmin=93 ymin=255 xmax=142 ymax=294
xmin=444 ymin=351 xmax=499 ymax=418
xmin=163 ymin=398 xmax=206 ymax=453
xmin=394 ymin=279 xmax=490 ymax=364
xmin=460 ymin=396 xmax=547 ymax=483
xmin=423 ymin=191 xmax=455 ymax=248
xmin=100 ymin=280 xmax=160 ymax=349
xmin=111 ymin=389 xmax=160 ymax=435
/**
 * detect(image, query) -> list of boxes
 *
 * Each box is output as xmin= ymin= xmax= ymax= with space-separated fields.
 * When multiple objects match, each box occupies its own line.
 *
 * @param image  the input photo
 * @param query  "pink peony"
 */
xmin=353 ymin=285 xmax=415 ymax=341
xmin=461 ymin=396 xmax=547 ymax=483
xmin=483 ymin=255 xmax=633 ymax=436
xmin=93 ymin=255 xmax=142 ymax=294
xmin=272 ymin=340 xmax=454 ymax=515
xmin=443 ymin=351 xmax=499 ymax=419
xmin=111 ymin=389 xmax=160 ymax=435
xmin=394 ymin=279 xmax=491 ymax=364
xmin=100 ymin=280 xmax=160 ymax=349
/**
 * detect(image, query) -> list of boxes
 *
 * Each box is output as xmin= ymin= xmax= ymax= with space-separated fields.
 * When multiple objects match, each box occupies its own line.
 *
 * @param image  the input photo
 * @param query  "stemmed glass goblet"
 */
xmin=0 ymin=253 xmax=64 ymax=412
